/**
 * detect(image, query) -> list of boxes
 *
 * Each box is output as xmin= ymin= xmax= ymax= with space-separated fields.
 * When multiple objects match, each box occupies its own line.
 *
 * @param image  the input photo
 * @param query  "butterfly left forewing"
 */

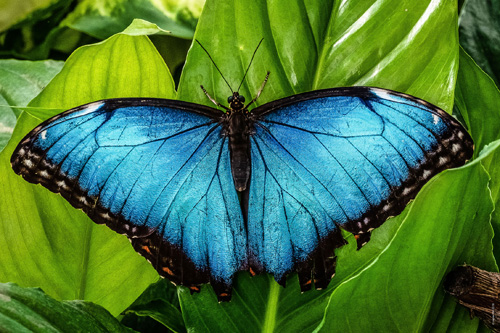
xmin=11 ymin=98 xmax=247 ymax=300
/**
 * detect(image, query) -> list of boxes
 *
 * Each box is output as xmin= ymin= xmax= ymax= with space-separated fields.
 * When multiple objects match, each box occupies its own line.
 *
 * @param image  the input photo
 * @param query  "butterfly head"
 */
xmin=228 ymin=92 xmax=246 ymax=111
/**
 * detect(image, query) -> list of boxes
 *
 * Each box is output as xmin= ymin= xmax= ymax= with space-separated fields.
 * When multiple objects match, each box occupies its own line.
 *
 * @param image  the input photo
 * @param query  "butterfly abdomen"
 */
xmin=227 ymin=112 xmax=252 ymax=192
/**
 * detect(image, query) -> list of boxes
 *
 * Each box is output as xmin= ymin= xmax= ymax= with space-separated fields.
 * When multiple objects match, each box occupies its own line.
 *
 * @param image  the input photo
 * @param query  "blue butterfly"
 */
xmin=11 ymin=66 xmax=473 ymax=301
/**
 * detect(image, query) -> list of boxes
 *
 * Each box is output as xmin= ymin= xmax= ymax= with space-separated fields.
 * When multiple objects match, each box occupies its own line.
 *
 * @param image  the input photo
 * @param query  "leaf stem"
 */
xmin=262 ymin=278 xmax=280 ymax=332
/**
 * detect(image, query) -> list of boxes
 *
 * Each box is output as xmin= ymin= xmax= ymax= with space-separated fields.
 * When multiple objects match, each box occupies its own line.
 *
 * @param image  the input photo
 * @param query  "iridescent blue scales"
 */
xmin=11 ymin=87 xmax=473 ymax=301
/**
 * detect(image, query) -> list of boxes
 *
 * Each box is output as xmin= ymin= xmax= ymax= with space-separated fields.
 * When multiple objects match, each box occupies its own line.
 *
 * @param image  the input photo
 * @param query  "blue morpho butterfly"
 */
xmin=11 ymin=40 xmax=473 ymax=301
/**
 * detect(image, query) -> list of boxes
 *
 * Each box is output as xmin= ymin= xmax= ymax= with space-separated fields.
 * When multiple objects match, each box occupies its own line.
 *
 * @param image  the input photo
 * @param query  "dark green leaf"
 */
xmin=61 ymin=0 xmax=204 ymax=40
xmin=454 ymin=47 xmax=500 ymax=157
xmin=459 ymin=0 xmax=500 ymax=87
xmin=454 ymin=48 xmax=500 ymax=263
xmin=0 ymin=2 xmax=79 ymax=60
xmin=0 ymin=283 xmax=135 ymax=332
xmin=124 ymin=279 xmax=186 ymax=333
xmin=478 ymin=141 xmax=500 ymax=269
xmin=0 ymin=0 xmax=67 ymax=33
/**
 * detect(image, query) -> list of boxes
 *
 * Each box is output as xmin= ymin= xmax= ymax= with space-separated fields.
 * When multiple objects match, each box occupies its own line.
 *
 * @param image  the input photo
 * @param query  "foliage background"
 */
xmin=0 ymin=0 xmax=499 ymax=332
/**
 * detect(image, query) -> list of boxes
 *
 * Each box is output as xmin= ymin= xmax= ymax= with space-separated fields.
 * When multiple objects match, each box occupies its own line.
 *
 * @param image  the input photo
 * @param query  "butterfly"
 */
xmin=10 ymin=43 xmax=474 ymax=301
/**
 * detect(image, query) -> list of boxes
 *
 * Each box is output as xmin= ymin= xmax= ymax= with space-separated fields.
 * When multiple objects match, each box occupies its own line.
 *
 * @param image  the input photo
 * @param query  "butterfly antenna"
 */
xmin=237 ymin=38 xmax=264 ymax=92
xmin=195 ymin=40 xmax=233 ymax=93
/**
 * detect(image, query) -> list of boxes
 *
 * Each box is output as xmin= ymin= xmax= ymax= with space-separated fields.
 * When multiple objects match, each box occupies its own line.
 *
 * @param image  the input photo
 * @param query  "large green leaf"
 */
xmin=455 ymin=48 xmax=500 ymax=157
xmin=454 ymin=48 xmax=500 ymax=263
xmin=0 ymin=283 xmax=134 ymax=332
xmin=0 ymin=30 xmax=175 ymax=316
xmin=459 ymin=0 xmax=500 ymax=87
xmin=0 ymin=59 xmax=63 ymax=151
xmin=179 ymin=0 xmax=458 ymax=111
xmin=175 ymin=0 xmax=471 ymax=331
xmin=478 ymin=141 xmax=500 ymax=266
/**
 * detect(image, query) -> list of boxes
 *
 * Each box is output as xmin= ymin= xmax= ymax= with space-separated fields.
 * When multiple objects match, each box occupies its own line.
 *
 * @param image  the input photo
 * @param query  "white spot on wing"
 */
xmin=370 ymin=89 xmax=398 ymax=102
xmin=433 ymin=114 xmax=440 ymax=125
xmin=439 ymin=156 xmax=449 ymax=166
xmin=78 ymin=102 xmax=105 ymax=116
xmin=56 ymin=180 xmax=68 ymax=189
xmin=23 ymin=159 xmax=34 ymax=168
xmin=41 ymin=130 xmax=47 ymax=140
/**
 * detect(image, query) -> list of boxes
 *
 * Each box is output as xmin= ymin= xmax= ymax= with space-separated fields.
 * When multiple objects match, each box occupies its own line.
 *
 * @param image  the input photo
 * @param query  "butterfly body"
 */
xmin=11 ymin=86 xmax=473 ymax=301
xmin=225 ymin=107 xmax=253 ymax=192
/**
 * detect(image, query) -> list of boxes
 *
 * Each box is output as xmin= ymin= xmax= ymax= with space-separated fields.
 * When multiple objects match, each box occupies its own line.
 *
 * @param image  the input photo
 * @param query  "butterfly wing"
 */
xmin=11 ymin=99 xmax=247 ymax=298
xmin=248 ymin=87 xmax=473 ymax=288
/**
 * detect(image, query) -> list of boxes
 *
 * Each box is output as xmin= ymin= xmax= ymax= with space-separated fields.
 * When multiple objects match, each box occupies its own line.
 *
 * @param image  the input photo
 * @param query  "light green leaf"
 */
xmin=1 ymin=32 xmax=174 ymax=316
xmin=0 ymin=59 xmax=63 ymax=151
xmin=30 ymin=33 xmax=175 ymax=109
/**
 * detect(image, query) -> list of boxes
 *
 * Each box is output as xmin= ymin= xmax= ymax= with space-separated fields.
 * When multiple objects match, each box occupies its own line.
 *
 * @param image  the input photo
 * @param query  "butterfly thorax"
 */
xmin=226 ymin=95 xmax=252 ymax=192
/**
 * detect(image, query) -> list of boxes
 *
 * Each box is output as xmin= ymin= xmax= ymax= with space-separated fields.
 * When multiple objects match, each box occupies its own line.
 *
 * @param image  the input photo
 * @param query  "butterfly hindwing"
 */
xmin=248 ymin=87 xmax=473 ymax=289
xmin=11 ymin=98 xmax=247 ymax=296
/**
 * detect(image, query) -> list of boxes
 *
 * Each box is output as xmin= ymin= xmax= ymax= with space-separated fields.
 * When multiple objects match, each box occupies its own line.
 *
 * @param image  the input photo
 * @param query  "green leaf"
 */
xmin=123 ymin=279 xmax=186 ymax=333
xmin=454 ymin=48 xmax=500 ymax=263
xmin=478 ymin=141 xmax=500 ymax=267
xmin=30 ymin=33 xmax=175 ymax=109
xmin=0 ymin=0 xmax=65 ymax=33
xmin=61 ymin=0 xmax=205 ymax=40
xmin=0 ymin=1 xmax=79 ymax=60
xmin=179 ymin=0 xmax=458 ymax=111
xmin=177 ymin=0 xmax=465 ymax=331
xmin=455 ymin=47 xmax=500 ymax=157
xmin=0 ymin=283 xmax=135 ymax=332
xmin=0 ymin=31 xmax=174 ymax=316
xmin=0 ymin=59 xmax=63 ymax=151
xmin=459 ymin=0 xmax=500 ymax=87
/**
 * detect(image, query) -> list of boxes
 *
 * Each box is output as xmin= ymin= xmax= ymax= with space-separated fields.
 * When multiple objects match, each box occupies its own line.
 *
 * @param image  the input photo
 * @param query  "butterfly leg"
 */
xmin=200 ymin=85 xmax=230 ymax=111
xmin=245 ymin=71 xmax=270 ymax=109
